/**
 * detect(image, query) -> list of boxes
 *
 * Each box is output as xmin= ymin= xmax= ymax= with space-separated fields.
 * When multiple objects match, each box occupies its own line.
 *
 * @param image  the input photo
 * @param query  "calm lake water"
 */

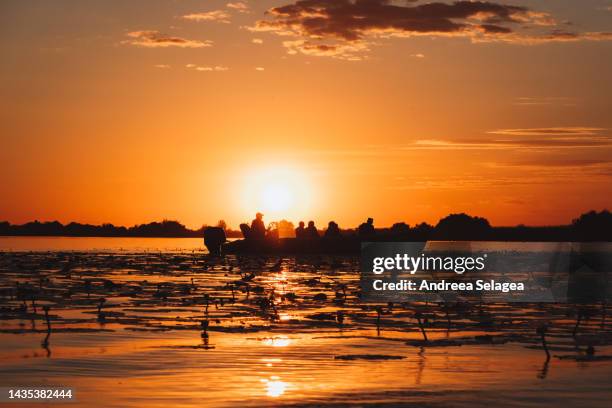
xmin=2 ymin=236 xmax=608 ymax=253
xmin=0 ymin=236 xmax=207 ymax=252
xmin=0 ymin=238 xmax=611 ymax=407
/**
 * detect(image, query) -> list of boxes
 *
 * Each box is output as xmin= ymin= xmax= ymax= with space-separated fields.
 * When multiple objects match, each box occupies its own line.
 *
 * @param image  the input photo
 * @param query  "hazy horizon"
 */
xmin=2 ymin=208 xmax=607 ymax=231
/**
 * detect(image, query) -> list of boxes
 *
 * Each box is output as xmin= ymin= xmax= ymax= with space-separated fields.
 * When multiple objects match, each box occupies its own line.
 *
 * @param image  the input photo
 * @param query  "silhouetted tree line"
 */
xmin=353 ymin=211 xmax=609 ymax=242
xmin=0 ymin=210 xmax=610 ymax=241
xmin=364 ymin=210 xmax=610 ymax=242
xmin=0 ymin=220 xmax=242 ymax=238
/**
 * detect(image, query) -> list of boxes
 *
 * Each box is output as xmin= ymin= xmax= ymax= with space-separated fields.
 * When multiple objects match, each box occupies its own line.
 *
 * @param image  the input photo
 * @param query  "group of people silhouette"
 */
xmin=205 ymin=209 xmax=612 ymax=255
xmin=294 ymin=221 xmax=320 ymax=239
xmin=240 ymin=213 xmax=375 ymax=242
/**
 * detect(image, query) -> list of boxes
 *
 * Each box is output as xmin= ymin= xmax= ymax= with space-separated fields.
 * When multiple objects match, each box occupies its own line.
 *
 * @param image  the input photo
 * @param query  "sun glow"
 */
xmin=239 ymin=165 xmax=314 ymax=222
xmin=261 ymin=183 xmax=292 ymax=213
xmin=261 ymin=376 xmax=289 ymax=398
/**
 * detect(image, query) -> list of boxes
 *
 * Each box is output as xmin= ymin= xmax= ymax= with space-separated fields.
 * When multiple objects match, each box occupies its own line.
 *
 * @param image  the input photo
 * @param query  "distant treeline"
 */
xmin=0 ymin=220 xmax=243 ymax=239
xmin=373 ymin=210 xmax=611 ymax=242
xmin=0 ymin=210 xmax=610 ymax=241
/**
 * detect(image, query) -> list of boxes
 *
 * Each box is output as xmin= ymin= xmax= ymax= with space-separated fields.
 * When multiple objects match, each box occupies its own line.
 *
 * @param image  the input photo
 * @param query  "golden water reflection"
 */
xmin=262 ymin=336 xmax=292 ymax=347
xmin=261 ymin=376 xmax=289 ymax=398
xmin=261 ymin=357 xmax=282 ymax=368
xmin=1 ymin=250 xmax=612 ymax=407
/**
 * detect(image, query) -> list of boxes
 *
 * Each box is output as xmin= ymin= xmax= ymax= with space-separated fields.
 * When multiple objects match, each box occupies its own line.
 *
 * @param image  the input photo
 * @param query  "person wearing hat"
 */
xmin=250 ymin=212 xmax=266 ymax=241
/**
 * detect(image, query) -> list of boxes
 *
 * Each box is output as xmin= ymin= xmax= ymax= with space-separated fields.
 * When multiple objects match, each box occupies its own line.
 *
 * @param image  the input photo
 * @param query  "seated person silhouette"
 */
xmin=324 ymin=221 xmax=341 ymax=238
xmin=249 ymin=212 xmax=266 ymax=241
xmin=305 ymin=221 xmax=319 ymax=239
xmin=239 ymin=223 xmax=251 ymax=240
xmin=203 ymin=226 xmax=226 ymax=256
xmin=266 ymin=224 xmax=279 ymax=241
xmin=295 ymin=221 xmax=306 ymax=239
xmin=358 ymin=217 xmax=375 ymax=238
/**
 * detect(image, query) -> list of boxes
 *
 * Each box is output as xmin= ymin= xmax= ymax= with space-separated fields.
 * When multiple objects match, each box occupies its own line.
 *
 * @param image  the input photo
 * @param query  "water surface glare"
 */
xmin=0 ymin=241 xmax=610 ymax=407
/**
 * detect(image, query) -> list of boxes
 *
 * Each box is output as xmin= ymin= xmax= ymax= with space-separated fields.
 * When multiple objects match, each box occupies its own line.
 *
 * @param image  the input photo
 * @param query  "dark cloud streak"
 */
xmin=253 ymin=0 xmax=612 ymax=59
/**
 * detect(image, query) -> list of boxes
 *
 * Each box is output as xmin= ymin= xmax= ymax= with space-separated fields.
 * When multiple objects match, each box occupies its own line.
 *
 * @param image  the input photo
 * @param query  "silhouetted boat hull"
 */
xmin=222 ymin=237 xmax=361 ymax=254
xmin=203 ymin=227 xmax=226 ymax=255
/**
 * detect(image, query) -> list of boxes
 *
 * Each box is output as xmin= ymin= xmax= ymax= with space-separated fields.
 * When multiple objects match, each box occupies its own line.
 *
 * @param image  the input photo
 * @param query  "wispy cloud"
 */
xmin=473 ymin=30 xmax=612 ymax=45
xmin=183 ymin=2 xmax=250 ymax=23
xmin=251 ymin=0 xmax=612 ymax=60
xmin=487 ymin=159 xmax=611 ymax=168
xmin=154 ymin=64 xmax=171 ymax=69
xmin=182 ymin=10 xmax=231 ymax=23
xmin=487 ymin=127 xmax=605 ymax=136
xmin=282 ymin=39 xmax=370 ymax=61
xmin=186 ymin=64 xmax=229 ymax=72
xmin=124 ymin=31 xmax=212 ymax=48
xmin=410 ymin=129 xmax=611 ymax=150
xmin=513 ymin=96 xmax=576 ymax=107
xmin=227 ymin=2 xmax=250 ymax=13
xmin=410 ymin=140 xmax=612 ymax=150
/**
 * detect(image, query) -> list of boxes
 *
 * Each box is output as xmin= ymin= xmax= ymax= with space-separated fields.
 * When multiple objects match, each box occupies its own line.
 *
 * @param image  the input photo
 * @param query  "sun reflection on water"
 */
xmin=261 ymin=357 xmax=282 ymax=368
xmin=272 ymin=271 xmax=289 ymax=295
xmin=261 ymin=376 xmax=289 ymax=398
xmin=262 ymin=336 xmax=291 ymax=347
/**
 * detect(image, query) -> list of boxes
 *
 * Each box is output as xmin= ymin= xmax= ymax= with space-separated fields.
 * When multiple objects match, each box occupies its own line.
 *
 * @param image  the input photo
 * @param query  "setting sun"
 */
xmin=261 ymin=183 xmax=292 ymax=213
xmin=238 ymin=165 xmax=314 ymax=222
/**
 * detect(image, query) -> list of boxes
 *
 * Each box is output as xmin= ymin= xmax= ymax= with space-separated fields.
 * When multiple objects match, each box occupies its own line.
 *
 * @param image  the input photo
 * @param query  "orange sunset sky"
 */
xmin=1 ymin=0 xmax=611 ymax=229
